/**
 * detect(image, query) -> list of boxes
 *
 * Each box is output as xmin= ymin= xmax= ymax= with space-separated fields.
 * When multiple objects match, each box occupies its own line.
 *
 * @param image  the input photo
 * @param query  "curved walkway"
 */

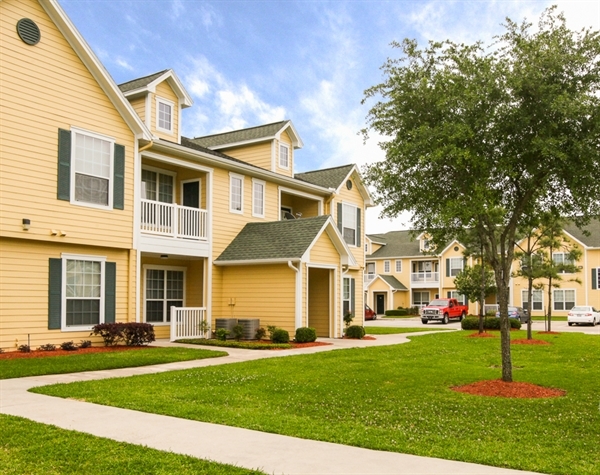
xmin=1 ymin=332 xmax=542 ymax=475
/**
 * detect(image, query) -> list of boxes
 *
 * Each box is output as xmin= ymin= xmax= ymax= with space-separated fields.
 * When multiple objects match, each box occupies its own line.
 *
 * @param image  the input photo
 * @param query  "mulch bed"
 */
xmin=0 ymin=345 xmax=156 ymax=360
xmin=342 ymin=335 xmax=376 ymax=340
xmin=270 ymin=341 xmax=332 ymax=350
xmin=512 ymin=339 xmax=550 ymax=345
xmin=452 ymin=379 xmax=566 ymax=398
xmin=467 ymin=332 xmax=496 ymax=338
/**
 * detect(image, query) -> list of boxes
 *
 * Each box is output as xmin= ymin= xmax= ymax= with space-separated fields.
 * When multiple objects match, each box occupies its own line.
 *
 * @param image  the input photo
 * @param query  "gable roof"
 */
xmin=118 ymin=69 xmax=193 ymax=108
xmin=374 ymin=275 xmax=409 ymax=291
xmin=295 ymin=165 xmax=354 ymax=190
xmin=191 ymin=120 xmax=302 ymax=149
xmin=563 ymin=218 xmax=600 ymax=248
xmin=366 ymin=230 xmax=423 ymax=258
xmin=40 ymin=0 xmax=151 ymax=140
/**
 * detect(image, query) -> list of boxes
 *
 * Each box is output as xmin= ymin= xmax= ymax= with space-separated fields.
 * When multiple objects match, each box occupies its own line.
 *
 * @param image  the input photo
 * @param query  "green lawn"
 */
xmin=0 ymin=347 xmax=227 ymax=379
xmin=33 ymin=331 xmax=600 ymax=475
xmin=530 ymin=316 xmax=567 ymax=321
xmin=0 ymin=414 xmax=264 ymax=475
xmin=364 ymin=326 xmax=451 ymax=334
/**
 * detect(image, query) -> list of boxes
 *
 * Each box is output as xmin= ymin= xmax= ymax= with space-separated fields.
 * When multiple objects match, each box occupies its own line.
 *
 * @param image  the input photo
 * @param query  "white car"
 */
xmin=567 ymin=306 xmax=600 ymax=326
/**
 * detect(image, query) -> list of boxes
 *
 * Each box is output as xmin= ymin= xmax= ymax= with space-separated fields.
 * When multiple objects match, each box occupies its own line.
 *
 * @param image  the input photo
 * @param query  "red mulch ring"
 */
xmin=271 ymin=341 xmax=332 ymax=350
xmin=512 ymin=339 xmax=550 ymax=345
xmin=467 ymin=332 xmax=496 ymax=338
xmin=342 ymin=335 xmax=377 ymax=340
xmin=0 ymin=345 xmax=156 ymax=360
xmin=452 ymin=379 xmax=566 ymax=398
xmin=538 ymin=331 xmax=561 ymax=335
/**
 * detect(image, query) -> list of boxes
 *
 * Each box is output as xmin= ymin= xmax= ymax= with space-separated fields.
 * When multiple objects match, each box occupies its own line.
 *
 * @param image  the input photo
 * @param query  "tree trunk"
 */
xmin=527 ymin=276 xmax=533 ymax=340
xmin=496 ymin=282 xmax=513 ymax=382
xmin=547 ymin=274 xmax=553 ymax=332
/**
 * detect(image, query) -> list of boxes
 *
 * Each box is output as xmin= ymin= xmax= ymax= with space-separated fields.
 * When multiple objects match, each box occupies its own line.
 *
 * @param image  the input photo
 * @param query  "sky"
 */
xmin=59 ymin=0 xmax=600 ymax=234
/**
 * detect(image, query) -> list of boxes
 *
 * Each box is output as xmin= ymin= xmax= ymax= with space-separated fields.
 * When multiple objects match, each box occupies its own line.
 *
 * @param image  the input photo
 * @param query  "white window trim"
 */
xmin=143 ymin=265 xmax=187 ymax=326
xmin=141 ymin=166 xmax=177 ymax=202
xmin=413 ymin=291 xmax=429 ymax=307
xmin=70 ymin=126 xmax=114 ymax=211
xmin=395 ymin=260 xmax=402 ymax=273
xmin=229 ymin=172 xmax=244 ymax=214
xmin=448 ymin=257 xmax=464 ymax=277
xmin=61 ymin=253 xmax=107 ymax=332
xmin=341 ymin=202 xmax=359 ymax=248
xmin=522 ymin=289 xmax=544 ymax=311
xmin=252 ymin=178 xmax=266 ymax=218
xmin=448 ymin=291 xmax=466 ymax=306
xmin=553 ymin=288 xmax=576 ymax=311
xmin=384 ymin=260 xmax=390 ymax=273
xmin=156 ymin=96 xmax=175 ymax=134
xmin=552 ymin=252 xmax=575 ymax=273
xmin=279 ymin=143 xmax=290 ymax=169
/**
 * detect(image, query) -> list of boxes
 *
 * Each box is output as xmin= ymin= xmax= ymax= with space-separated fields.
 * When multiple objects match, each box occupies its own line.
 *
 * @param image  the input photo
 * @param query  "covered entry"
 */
xmin=308 ymin=267 xmax=332 ymax=337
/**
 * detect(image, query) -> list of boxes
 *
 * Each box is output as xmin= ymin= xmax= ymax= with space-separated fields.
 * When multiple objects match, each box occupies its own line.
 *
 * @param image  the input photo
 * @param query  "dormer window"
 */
xmin=422 ymin=239 xmax=431 ymax=252
xmin=279 ymin=143 xmax=289 ymax=169
xmin=156 ymin=97 xmax=174 ymax=134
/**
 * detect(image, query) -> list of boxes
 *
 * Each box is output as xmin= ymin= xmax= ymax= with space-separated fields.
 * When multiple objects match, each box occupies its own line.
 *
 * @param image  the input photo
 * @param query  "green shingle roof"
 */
xmin=367 ymin=230 xmax=422 ymax=258
xmin=378 ymin=275 xmax=409 ymax=290
xmin=564 ymin=218 xmax=600 ymax=248
xmin=295 ymin=164 xmax=354 ymax=190
xmin=191 ymin=121 xmax=289 ymax=148
xmin=216 ymin=216 xmax=330 ymax=262
xmin=118 ymin=70 xmax=169 ymax=93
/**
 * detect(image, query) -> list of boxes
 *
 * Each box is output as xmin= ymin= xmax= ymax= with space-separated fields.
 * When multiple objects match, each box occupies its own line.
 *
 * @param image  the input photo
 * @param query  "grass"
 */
xmin=531 ymin=316 xmax=567 ymax=321
xmin=177 ymin=338 xmax=292 ymax=349
xmin=0 ymin=347 xmax=227 ymax=379
xmin=364 ymin=326 xmax=452 ymax=334
xmin=0 ymin=414 xmax=264 ymax=475
xmin=33 ymin=331 xmax=600 ymax=475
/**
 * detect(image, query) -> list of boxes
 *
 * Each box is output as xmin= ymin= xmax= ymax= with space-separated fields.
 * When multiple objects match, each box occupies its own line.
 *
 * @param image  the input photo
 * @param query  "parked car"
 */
xmin=495 ymin=306 xmax=529 ymax=323
xmin=421 ymin=298 xmax=468 ymax=324
xmin=567 ymin=306 xmax=600 ymax=326
xmin=364 ymin=304 xmax=377 ymax=321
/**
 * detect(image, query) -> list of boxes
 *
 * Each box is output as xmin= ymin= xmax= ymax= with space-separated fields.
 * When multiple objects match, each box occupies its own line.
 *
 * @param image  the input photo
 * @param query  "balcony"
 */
xmin=141 ymin=199 xmax=207 ymax=241
xmin=411 ymin=271 xmax=439 ymax=287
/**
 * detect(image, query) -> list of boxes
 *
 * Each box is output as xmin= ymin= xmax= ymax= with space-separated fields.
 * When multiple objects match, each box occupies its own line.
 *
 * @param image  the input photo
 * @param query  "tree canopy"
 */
xmin=362 ymin=7 xmax=600 ymax=381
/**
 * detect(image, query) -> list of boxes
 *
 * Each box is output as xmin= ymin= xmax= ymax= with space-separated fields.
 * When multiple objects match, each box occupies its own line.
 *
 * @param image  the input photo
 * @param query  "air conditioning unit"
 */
xmin=237 ymin=318 xmax=260 ymax=340
xmin=215 ymin=318 xmax=238 ymax=339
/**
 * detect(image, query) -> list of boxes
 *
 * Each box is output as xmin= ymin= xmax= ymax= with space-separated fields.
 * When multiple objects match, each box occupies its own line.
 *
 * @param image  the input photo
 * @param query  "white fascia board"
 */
xmin=439 ymin=239 xmax=465 ymax=255
xmin=332 ymin=166 xmax=374 ymax=206
xmin=278 ymin=121 xmax=304 ymax=149
xmin=141 ymin=150 xmax=214 ymax=174
xmin=561 ymin=229 xmax=589 ymax=249
xmin=42 ymin=0 xmax=151 ymax=141
xmin=214 ymin=258 xmax=301 ymax=267
xmin=302 ymin=219 xmax=357 ymax=268
xmin=147 ymin=70 xmax=193 ymax=108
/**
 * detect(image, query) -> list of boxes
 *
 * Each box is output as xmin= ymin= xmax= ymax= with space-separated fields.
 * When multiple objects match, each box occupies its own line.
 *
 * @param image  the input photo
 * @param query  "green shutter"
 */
xmin=356 ymin=208 xmax=361 ymax=247
xmin=337 ymin=203 xmax=343 ymax=233
xmin=445 ymin=259 xmax=450 ymax=277
xmin=593 ymin=268 xmax=598 ymax=290
xmin=57 ymin=129 xmax=71 ymax=201
xmin=350 ymin=278 xmax=356 ymax=316
xmin=48 ymin=258 xmax=62 ymax=329
xmin=104 ymin=262 xmax=116 ymax=323
xmin=113 ymin=144 xmax=125 ymax=210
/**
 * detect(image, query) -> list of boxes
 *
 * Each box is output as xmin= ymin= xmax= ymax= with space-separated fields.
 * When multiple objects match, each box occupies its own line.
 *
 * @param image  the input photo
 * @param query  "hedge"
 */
xmin=461 ymin=316 xmax=522 ymax=330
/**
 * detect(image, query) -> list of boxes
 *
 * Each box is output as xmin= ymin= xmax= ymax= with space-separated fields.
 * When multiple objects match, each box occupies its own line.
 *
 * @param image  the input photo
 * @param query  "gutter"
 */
xmin=214 ymin=258 xmax=301 ymax=267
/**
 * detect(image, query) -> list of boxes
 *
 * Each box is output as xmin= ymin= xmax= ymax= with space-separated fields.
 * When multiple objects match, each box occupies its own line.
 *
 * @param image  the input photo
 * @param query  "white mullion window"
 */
xmin=342 ymin=203 xmax=358 ymax=246
xmin=448 ymin=290 xmax=466 ymax=306
xmin=156 ymin=97 xmax=174 ymax=134
xmin=413 ymin=291 xmax=429 ymax=307
xmin=552 ymin=252 xmax=575 ymax=273
xmin=522 ymin=289 xmax=543 ymax=311
xmin=63 ymin=254 xmax=106 ymax=330
xmin=343 ymin=278 xmax=351 ymax=316
xmin=279 ymin=143 xmax=290 ymax=169
xmin=141 ymin=167 xmax=175 ymax=203
xmin=252 ymin=179 xmax=265 ymax=218
xmin=395 ymin=260 xmax=402 ymax=273
xmin=71 ymin=128 xmax=114 ymax=209
xmin=553 ymin=289 xmax=576 ymax=311
xmin=384 ymin=260 xmax=390 ymax=273
xmin=448 ymin=258 xmax=464 ymax=277
xmin=229 ymin=173 xmax=244 ymax=214
xmin=145 ymin=267 xmax=185 ymax=324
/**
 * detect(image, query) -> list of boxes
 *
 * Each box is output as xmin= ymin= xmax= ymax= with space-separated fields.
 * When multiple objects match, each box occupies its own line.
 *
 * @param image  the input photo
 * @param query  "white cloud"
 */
xmin=115 ymin=57 xmax=134 ymax=71
xmin=171 ymin=0 xmax=184 ymax=19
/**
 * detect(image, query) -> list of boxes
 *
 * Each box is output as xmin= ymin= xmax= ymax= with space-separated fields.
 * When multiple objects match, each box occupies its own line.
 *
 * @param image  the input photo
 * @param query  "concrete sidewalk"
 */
xmin=1 ymin=333 xmax=542 ymax=475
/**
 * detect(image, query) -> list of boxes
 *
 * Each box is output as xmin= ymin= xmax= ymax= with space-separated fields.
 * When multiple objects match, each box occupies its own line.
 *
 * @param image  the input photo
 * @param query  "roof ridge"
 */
xmin=296 ymin=164 xmax=354 ymax=175
xmin=193 ymin=120 xmax=289 ymax=140
xmin=118 ymin=69 xmax=169 ymax=87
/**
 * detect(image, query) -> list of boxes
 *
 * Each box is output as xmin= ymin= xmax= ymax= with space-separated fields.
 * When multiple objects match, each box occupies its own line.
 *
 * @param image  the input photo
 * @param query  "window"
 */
xmin=447 ymin=291 xmax=466 ymax=306
xmin=339 ymin=203 xmax=360 ymax=247
xmin=447 ymin=258 xmax=464 ymax=277
xmin=552 ymin=252 xmax=575 ymax=273
xmin=593 ymin=268 xmax=600 ymax=290
xmin=72 ymin=129 xmax=113 ymax=207
xmin=522 ymin=289 xmax=543 ymax=311
xmin=279 ymin=143 xmax=289 ymax=168
xmin=413 ymin=291 xmax=429 ymax=307
xmin=343 ymin=277 xmax=355 ymax=317
xmin=384 ymin=260 xmax=390 ymax=273
xmin=229 ymin=173 xmax=244 ymax=214
xmin=145 ymin=267 xmax=185 ymax=323
xmin=156 ymin=98 xmax=174 ymax=133
xmin=252 ymin=179 xmax=265 ymax=218
xmin=422 ymin=239 xmax=431 ymax=251
xmin=553 ymin=289 xmax=575 ymax=311
xmin=395 ymin=260 xmax=402 ymax=273
xmin=141 ymin=168 xmax=174 ymax=203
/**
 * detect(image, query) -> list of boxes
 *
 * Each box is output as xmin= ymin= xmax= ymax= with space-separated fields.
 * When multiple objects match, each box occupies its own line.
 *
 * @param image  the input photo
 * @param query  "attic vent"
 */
xmin=17 ymin=18 xmax=41 ymax=45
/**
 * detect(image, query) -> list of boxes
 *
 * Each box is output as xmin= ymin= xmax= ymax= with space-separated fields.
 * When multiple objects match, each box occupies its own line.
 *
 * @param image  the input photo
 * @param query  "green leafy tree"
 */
xmin=362 ymin=7 xmax=600 ymax=381
xmin=455 ymin=264 xmax=496 ymax=313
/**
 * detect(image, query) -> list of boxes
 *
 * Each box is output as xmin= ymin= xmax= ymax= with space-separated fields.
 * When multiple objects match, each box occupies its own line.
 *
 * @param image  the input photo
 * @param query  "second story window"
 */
xmin=384 ymin=260 xmax=390 ymax=273
xmin=73 ymin=129 xmax=113 ymax=208
xmin=142 ymin=169 xmax=174 ymax=203
xmin=339 ymin=203 xmax=360 ymax=247
xmin=279 ymin=143 xmax=289 ymax=168
xmin=156 ymin=98 xmax=174 ymax=133
xmin=447 ymin=257 xmax=464 ymax=277
xmin=552 ymin=252 xmax=575 ymax=273
xmin=395 ymin=260 xmax=402 ymax=273
xmin=252 ymin=179 xmax=265 ymax=218
xmin=230 ymin=173 xmax=244 ymax=214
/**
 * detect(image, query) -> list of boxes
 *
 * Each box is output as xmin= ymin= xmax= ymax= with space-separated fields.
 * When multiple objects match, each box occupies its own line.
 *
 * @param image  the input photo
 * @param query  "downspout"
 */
xmin=288 ymin=261 xmax=301 ymax=329
xmin=139 ymin=141 xmax=154 ymax=153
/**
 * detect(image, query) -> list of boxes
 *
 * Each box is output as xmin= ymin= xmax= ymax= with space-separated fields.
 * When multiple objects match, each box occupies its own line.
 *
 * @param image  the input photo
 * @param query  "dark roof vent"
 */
xmin=17 ymin=18 xmax=41 ymax=46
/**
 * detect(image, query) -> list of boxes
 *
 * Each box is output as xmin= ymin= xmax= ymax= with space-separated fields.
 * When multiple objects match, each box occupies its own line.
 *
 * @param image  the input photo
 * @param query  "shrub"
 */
xmin=267 ymin=325 xmax=278 ymax=340
xmin=121 ymin=323 xmax=155 ymax=346
xmin=295 ymin=327 xmax=317 ymax=343
xmin=255 ymin=327 xmax=267 ymax=340
xmin=79 ymin=340 xmax=92 ymax=348
xmin=461 ymin=316 xmax=521 ymax=330
xmin=345 ymin=325 xmax=366 ymax=339
xmin=60 ymin=341 xmax=78 ymax=351
xmin=91 ymin=323 xmax=123 ymax=346
xmin=39 ymin=343 xmax=57 ymax=351
xmin=343 ymin=312 xmax=354 ymax=327
xmin=232 ymin=324 xmax=244 ymax=341
xmin=215 ymin=328 xmax=230 ymax=341
xmin=386 ymin=308 xmax=409 ymax=316
xmin=272 ymin=328 xmax=290 ymax=344
xmin=17 ymin=345 xmax=31 ymax=353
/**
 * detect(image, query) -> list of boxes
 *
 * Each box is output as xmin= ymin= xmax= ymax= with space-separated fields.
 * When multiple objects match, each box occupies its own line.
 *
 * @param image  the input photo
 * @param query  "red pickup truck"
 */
xmin=421 ymin=298 xmax=468 ymax=324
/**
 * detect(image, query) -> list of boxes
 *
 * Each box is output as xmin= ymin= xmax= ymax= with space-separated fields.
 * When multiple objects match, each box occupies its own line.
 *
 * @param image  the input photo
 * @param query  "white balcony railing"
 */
xmin=141 ymin=199 xmax=207 ymax=240
xmin=170 ymin=307 xmax=208 ymax=341
xmin=364 ymin=274 xmax=376 ymax=284
xmin=411 ymin=271 xmax=439 ymax=284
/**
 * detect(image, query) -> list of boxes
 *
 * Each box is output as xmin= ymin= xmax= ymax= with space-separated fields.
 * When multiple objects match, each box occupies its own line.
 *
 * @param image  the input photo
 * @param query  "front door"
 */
xmin=376 ymin=294 xmax=385 ymax=315
xmin=182 ymin=181 xmax=200 ymax=208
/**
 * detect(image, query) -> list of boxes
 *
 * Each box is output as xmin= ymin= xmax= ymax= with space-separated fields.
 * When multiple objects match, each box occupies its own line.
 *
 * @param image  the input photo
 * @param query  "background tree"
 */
xmin=454 ymin=263 xmax=496 ymax=329
xmin=362 ymin=7 xmax=600 ymax=382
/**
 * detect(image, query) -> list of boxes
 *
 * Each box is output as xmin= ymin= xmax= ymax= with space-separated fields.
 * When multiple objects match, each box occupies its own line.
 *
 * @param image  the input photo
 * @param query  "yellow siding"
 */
xmin=151 ymin=81 xmax=179 ymax=141
xmin=129 ymin=96 xmax=147 ymax=126
xmin=219 ymin=142 xmax=272 ymax=171
xmin=335 ymin=175 xmax=366 ymax=267
xmin=281 ymin=194 xmax=320 ymax=219
xmin=441 ymin=243 xmax=466 ymax=289
xmin=0 ymin=0 xmax=136 ymax=249
xmin=308 ymin=231 xmax=340 ymax=264
xmin=0 ymin=238 xmax=134 ymax=350
xmin=220 ymin=264 xmax=296 ymax=334
xmin=308 ymin=267 xmax=330 ymax=337
xmin=275 ymin=131 xmax=293 ymax=177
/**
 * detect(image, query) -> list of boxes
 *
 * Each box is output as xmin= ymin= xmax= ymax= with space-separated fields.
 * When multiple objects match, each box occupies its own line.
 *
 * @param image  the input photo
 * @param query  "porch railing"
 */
xmin=170 ymin=307 xmax=209 ymax=341
xmin=411 ymin=271 xmax=439 ymax=283
xmin=141 ymin=199 xmax=207 ymax=240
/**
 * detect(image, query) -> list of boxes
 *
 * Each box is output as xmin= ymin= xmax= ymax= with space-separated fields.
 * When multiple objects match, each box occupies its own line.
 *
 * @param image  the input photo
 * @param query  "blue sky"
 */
xmin=60 ymin=0 xmax=599 ymax=233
